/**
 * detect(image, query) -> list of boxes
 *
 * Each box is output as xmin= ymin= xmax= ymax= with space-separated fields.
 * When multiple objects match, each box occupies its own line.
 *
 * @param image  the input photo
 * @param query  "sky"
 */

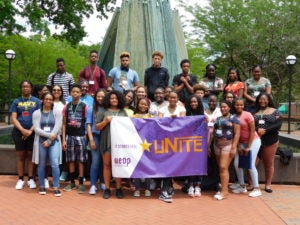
xmin=81 ymin=0 xmax=208 ymax=45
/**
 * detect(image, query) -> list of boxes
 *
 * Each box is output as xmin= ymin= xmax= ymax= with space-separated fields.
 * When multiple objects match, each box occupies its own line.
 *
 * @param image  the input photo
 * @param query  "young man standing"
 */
xmin=78 ymin=50 xmax=107 ymax=96
xmin=173 ymin=59 xmax=198 ymax=104
xmin=47 ymin=58 xmax=75 ymax=101
xmin=107 ymin=52 xmax=140 ymax=93
xmin=144 ymin=51 xmax=169 ymax=101
xmin=62 ymin=84 xmax=88 ymax=194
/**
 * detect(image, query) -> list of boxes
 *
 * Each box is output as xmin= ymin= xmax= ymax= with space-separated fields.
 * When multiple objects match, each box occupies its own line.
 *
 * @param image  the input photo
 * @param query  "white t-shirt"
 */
xmin=159 ymin=105 xmax=186 ymax=117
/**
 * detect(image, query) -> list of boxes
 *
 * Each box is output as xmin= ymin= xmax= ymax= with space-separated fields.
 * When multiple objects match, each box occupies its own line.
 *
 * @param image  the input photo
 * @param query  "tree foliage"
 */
xmin=0 ymin=34 xmax=97 ymax=107
xmin=180 ymin=0 xmax=300 ymax=103
xmin=0 ymin=0 xmax=116 ymax=45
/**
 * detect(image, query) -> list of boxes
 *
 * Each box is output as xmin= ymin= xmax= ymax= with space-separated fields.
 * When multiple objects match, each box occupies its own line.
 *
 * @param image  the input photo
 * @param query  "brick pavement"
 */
xmin=1 ymin=175 xmax=298 ymax=225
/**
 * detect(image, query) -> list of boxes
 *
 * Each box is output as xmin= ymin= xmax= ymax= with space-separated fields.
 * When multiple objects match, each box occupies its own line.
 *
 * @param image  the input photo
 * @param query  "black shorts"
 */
xmin=12 ymin=128 xmax=34 ymax=151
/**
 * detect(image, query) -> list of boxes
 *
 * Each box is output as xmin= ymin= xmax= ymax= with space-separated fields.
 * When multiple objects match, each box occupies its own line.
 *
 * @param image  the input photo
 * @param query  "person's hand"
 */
xmin=106 ymin=116 xmax=113 ymax=122
xmin=244 ymin=147 xmax=250 ymax=156
xmin=62 ymin=141 xmax=67 ymax=151
xmin=257 ymin=128 xmax=266 ymax=136
xmin=89 ymin=140 xmax=96 ymax=150
xmin=51 ymin=134 xmax=57 ymax=141
xmin=171 ymin=114 xmax=177 ymax=118
xmin=42 ymin=141 xmax=50 ymax=148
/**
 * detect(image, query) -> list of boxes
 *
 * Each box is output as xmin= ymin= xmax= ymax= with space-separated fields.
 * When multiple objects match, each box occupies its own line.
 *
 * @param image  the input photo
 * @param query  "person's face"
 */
xmin=109 ymin=94 xmax=119 ymax=107
xmin=234 ymin=100 xmax=244 ymax=114
xmin=208 ymin=96 xmax=217 ymax=110
xmin=168 ymin=92 xmax=178 ymax=106
xmin=138 ymin=99 xmax=149 ymax=113
xmin=121 ymin=57 xmax=130 ymax=68
xmin=81 ymin=83 xmax=89 ymax=95
xmin=153 ymin=55 xmax=162 ymax=68
xmin=258 ymin=95 xmax=269 ymax=108
xmin=136 ymin=87 xmax=146 ymax=100
xmin=195 ymin=90 xmax=205 ymax=99
xmin=96 ymin=91 xmax=105 ymax=105
xmin=190 ymin=97 xmax=199 ymax=110
xmin=253 ymin=67 xmax=262 ymax=80
xmin=125 ymin=92 xmax=134 ymax=105
xmin=21 ymin=82 xmax=32 ymax=96
xmin=220 ymin=102 xmax=230 ymax=116
xmin=165 ymin=88 xmax=172 ymax=99
xmin=207 ymin=66 xmax=216 ymax=78
xmin=229 ymin=70 xmax=238 ymax=81
xmin=71 ymin=87 xmax=81 ymax=100
xmin=56 ymin=61 xmax=65 ymax=73
xmin=225 ymin=93 xmax=234 ymax=103
xmin=181 ymin=62 xmax=190 ymax=74
xmin=39 ymin=86 xmax=49 ymax=98
xmin=42 ymin=94 xmax=54 ymax=108
xmin=89 ymin=52 xmax=99 ymax=64
xmin=154 ymin=89 xmax=165 ymax=103
xmin=52 ymin=86 xmax=62 ymax=100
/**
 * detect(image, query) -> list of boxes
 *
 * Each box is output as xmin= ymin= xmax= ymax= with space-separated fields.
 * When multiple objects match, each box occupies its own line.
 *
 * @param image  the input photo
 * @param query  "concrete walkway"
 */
xmin=0 ymin=175 xmax=299 ymax=225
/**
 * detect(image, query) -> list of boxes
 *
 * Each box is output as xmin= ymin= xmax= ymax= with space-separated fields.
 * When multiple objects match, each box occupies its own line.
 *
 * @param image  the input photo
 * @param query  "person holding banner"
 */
xmin=185 ymin=95 xmax=204 ymax=197
xmin=232 ymin=98 xmax=262 ymax=197
xmin=158 ymin=91 xmax=186 ymax=203
xmin=95 ymin=90 xmax=128 ymax=199
xmin=209 ymin=101 xmax=240 ymax=200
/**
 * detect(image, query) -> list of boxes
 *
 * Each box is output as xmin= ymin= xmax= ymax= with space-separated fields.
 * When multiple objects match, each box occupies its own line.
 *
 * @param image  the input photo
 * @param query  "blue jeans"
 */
xmin=38 ymin=140 xmax=60 ymax=188
xmin=90 ymin=133 xmax=104 ymax=186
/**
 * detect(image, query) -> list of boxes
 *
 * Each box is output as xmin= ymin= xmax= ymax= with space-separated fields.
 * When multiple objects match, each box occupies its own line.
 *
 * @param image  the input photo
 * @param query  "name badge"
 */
xmin=89 ymin=80 xmax=95 ymax=85
xmin=254 ymin=91 xmax=260 ymax=97
xmin=216 ymin=129 xmax=222 ymax=135
xmin=43 ymin=126 xmax=51 ymax=132
xmin=259 ymin=119 xmax=265 ymax=125
xmin=22 ymin=111 xmax=29 ymax=117
xmin=208 ymin=122 xmax=214 ymax=127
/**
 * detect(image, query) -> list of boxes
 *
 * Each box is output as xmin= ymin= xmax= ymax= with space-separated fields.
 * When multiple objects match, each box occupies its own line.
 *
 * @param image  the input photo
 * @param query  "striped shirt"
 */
xmin=47 ymin=72 xmax=75 ymax=101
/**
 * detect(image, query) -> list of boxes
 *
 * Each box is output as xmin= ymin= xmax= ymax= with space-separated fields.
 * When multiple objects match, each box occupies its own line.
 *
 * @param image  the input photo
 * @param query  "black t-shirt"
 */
xmin=173 ymin=73 xmax=198 ymax=104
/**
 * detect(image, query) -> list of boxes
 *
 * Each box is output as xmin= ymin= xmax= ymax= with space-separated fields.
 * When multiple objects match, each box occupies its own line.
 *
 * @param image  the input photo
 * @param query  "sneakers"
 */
xmin=188 ymin=186 xmax=195 ymax=197
xmin=63 ymin=183 xmax=76 ymax=191
xmin=44 ymin=179 xmax=50 ymax=189
xmin=27 ymin=179 xmax=37 ymax=189
xmin=89 ymin=185 xmax=97 ymax=195
xmin=103 ymin=189 xmax=111 ymax=199
xmin=194 ymin=186 xmax=201 ymax=197
xmin=59 ymin=171 xmax=68 ymax=181
xmin=159 ymin=191 xmax=173 ymax=203
xmin=99 ymin=183 xmax=106 ymax=191
xmin=229 ymin=182 xmax=240 ymax=190
xmin=232 ymin=185 xmax=247 ymax=194
xmin=54 ymin=189 xmax=62 ymax=197
xmin=214 ymin=192 xmax=225 ymax=200
xmin=39 ymin=187 xmax=46 ymax=195
xmin=249 ymin=189 xmax=262 ymax=197
xmin=15 ymin=179 xmax=25 ymax=190
xmin=116 ymin=188 xmax=124 ymax=199
xmin=133 ymin=190 xmax=140 ymax=197
xmin=145 ymin=190 xmax=151 ymax=197
xmin=78 ymin=184 xmax=85 ymax=194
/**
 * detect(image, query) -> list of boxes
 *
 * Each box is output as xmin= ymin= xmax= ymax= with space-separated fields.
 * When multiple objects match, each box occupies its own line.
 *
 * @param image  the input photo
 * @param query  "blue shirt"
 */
xmin=86 ymin=107 xmax=104 ymax=134
xmin=108 ymin=67 xmax=139 ymax=92
xmin=9 ymin=96 xmax=41 ymax=129
xmin=67 ymin=94 xmax=94 ymax=109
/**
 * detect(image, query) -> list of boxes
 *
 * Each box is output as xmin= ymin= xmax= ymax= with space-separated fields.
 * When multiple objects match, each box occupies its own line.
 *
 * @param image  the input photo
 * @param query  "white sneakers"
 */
xmin=188 ymin=186 xmax=194 ymax=197
xmin=248 ymin=189 xmax=262 ymax=197
xmin=232 ymin=185 xmax=247 ymax=194
xmin=89 ymin=185 xmax=97 ymax=195
xmin=44 ymin=179 xmax=50 ymax=189
xmin=15 ymin=179 xmax=25 ymax=190
xmin=27 ymin=179 xmax=37 ymax=189
xmin=188 ymin=186 xmax=201 ymax=197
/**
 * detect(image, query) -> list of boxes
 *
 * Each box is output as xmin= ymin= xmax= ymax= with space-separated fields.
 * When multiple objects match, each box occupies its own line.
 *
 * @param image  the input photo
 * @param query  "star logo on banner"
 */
xmin=140 ymin=139 xmax=152 ymax=152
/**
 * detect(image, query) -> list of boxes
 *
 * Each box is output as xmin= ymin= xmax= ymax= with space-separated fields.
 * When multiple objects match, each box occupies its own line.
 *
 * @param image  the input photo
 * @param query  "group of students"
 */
xmin=9 ymin=50 xmax=282 ymax=203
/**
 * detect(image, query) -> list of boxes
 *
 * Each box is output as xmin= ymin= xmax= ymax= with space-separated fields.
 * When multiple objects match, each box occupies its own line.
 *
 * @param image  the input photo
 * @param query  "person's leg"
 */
xmin=38 ymin=143 xmax=48 ymax=187
xmin=48 ymin=140 xmax=60 ymax=189
xmin=102 ymin=153 xmax=112 ymax=189
xmin=218 ymin=152 xmax=231 ymax=196
xmin=233 ymin=150 xmax=245 ymax=185
xmin=26 ymin=150 xmax=34 ymax=178
xmin=248 ymin=139 xmax=261 ymax=188
xmin=16 ymin=151 xmax=26 ymax=178
xmin=90 ymin=137 xmax=100 ymax=186
xmin=262 ymin=141 xmax=278 ymax=189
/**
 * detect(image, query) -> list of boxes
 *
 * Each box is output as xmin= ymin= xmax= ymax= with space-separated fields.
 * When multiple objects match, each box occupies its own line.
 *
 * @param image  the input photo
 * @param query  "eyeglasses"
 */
xmin=52 ymin=89 xmax=61 ymax=92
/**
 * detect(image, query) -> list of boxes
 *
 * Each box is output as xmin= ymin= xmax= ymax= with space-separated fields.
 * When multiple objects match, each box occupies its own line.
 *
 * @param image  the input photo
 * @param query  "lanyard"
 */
xmin=71 ymin=102 xmax=80 ymax=118
xmin=43 ymin=110 xmax=51 ymax=126
xmin=22 ymin=96 xmax=31 ymax=110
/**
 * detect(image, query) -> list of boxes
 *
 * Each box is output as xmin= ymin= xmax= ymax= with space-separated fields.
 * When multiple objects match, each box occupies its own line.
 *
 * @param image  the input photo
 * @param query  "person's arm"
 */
xmin=95 ymin=116 xmax=112 ymax=130
xmin=158 ymin=112 xmax=164 ymax=118
xmin=11 ymin=112 xmax=32 ymax=137
xmin=179 ymin=110 xmax=186 ymax=117
xmin=51 ymin=110 xmax=63 ymax=140
xmin=232 ymin=123 xmax=240 ymax=155
xmin=144 ymin=69 xmax=149 ymax=90
xmin=243 ymin=84 xmax=255 ymax=102
xmin=173 ymin=75 xmax=184 ymax=92
xmin=100 ymin=69 xmax=107 ymax=89
xmin=244 ymin=120 xmax=255 ymax=155
xmin=78 ymin=68 xmax=85 ymax=82
xmin=265 ymin=111 xmax=282 ymax=133
xmin=87 ymin=123 xmax=96 ymax=150
xmin=133 ymin=72 xmax=140 ymax=91
xmin=32 ymin=111 xmax=52 ymax=139
xmin=107 ymin=77 xmax=113 ymax=91
xmin=164 ymin=69 xmax=170 ymax=87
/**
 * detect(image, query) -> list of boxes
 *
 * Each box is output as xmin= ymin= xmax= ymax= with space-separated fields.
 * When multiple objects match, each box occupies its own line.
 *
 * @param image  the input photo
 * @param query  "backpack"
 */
xmin=276 ymin=147 xmax=293 ymax=165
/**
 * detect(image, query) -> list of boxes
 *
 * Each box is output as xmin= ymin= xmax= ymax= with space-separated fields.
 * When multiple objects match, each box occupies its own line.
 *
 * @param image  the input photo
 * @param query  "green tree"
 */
xmin=181 ymin=0 xmax=300 ymax=104
xmin=0 ymin=0 xmax=116 ymax=45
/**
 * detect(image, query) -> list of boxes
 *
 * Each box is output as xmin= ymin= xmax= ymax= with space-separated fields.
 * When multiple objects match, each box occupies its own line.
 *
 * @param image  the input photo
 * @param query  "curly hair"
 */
xmin=102 ymin=90 xmax=125 ymax=109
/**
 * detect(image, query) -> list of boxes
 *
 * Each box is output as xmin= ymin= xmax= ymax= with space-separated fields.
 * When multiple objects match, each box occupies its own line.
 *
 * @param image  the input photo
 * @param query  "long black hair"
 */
xmin=185 ymin=95 xmax=204 ymax=116
xmin=93 ymin=89 xmax=106 ymax=114
xmin=254 ymin=93 xmax=276 ymax=113
xmin=223 ymin=67 xmax=242 ymax=93
xmin=102 ymin=90 xmax=126 ymax=109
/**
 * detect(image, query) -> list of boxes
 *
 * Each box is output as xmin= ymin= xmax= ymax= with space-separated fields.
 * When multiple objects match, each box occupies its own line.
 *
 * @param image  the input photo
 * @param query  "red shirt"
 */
xmin=78 ymin=66 xmax=107 ymax=96
xmin=224 ymin=81 xmax=244 ymax=97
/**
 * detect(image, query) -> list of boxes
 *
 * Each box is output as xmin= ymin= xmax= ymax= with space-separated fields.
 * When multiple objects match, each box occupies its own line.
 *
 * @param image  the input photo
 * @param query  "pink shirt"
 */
xmin=238 ymin=111 xmax=259 ymax=143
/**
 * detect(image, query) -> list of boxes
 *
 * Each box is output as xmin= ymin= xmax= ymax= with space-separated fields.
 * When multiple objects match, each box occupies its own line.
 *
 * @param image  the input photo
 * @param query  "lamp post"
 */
xmin=285 ymin=55 xmax=297 ymax=134
xmin=4 ymin=49 xmax=16 ymax=125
